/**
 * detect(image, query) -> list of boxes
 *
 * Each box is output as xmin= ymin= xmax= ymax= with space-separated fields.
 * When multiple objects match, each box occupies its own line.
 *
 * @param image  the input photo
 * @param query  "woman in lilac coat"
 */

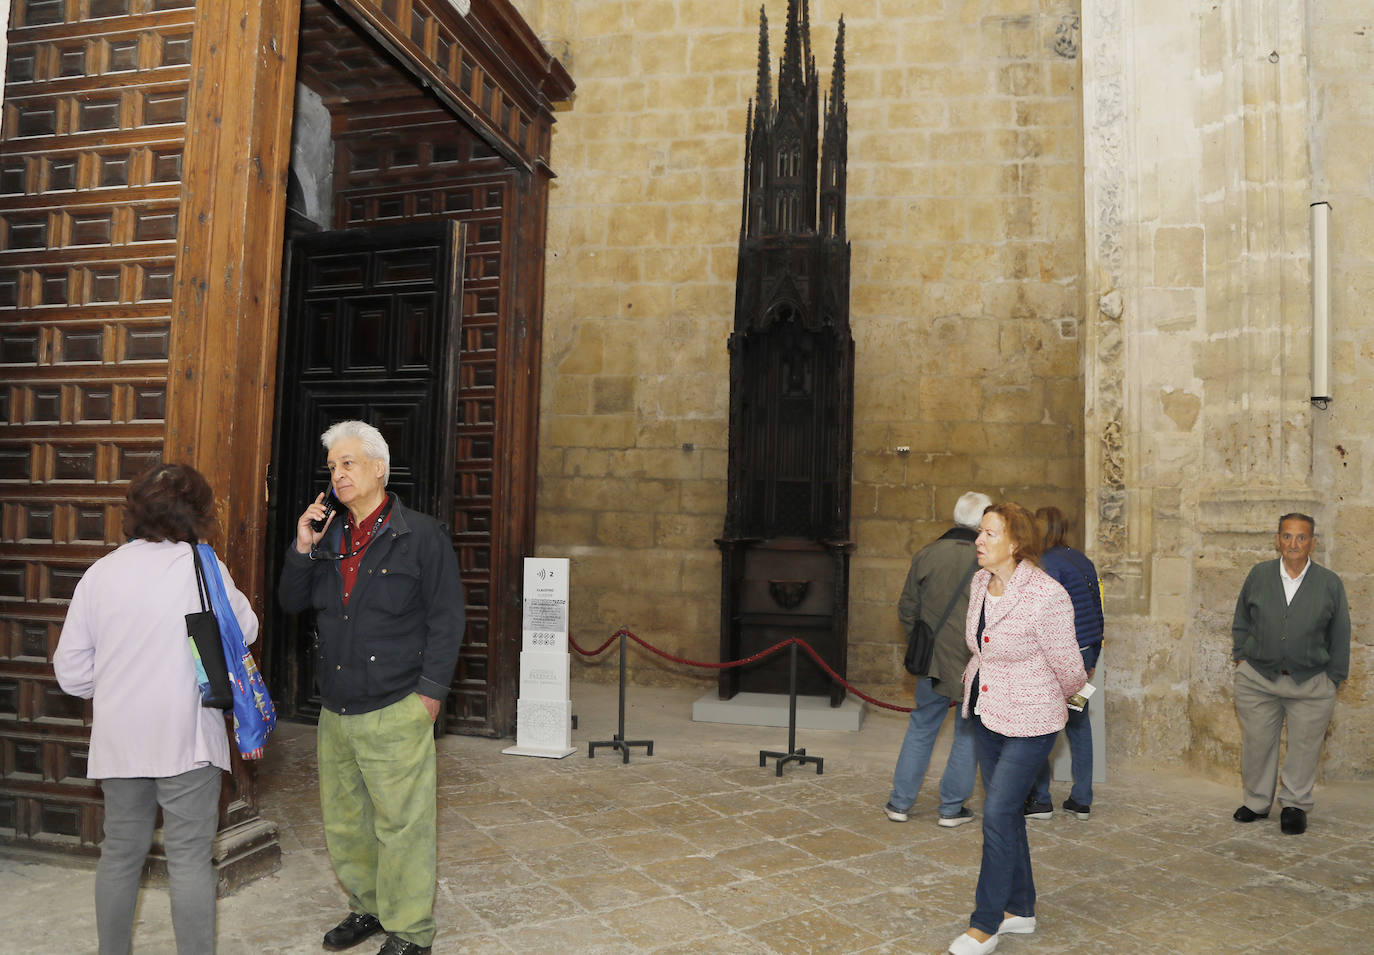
xmin=54 ymin=464 xmax=258 ymax=955
xmin=947 ymin=502 xmax=1086 ymax=955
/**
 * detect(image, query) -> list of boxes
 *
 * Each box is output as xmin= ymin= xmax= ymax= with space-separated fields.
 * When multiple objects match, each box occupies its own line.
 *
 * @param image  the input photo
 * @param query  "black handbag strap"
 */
xmin=190 ymin=543 xmax=212 ymax=614
xmin=931 ymin=556 xmax=979 ymax=638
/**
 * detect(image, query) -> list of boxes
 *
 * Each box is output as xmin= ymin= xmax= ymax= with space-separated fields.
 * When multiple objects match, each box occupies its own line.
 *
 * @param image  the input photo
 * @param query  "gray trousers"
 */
xmin=97 ymin=765 xmax=223 ymax=955
xmin=1234 ymin=661 xmax=1338 ymax=813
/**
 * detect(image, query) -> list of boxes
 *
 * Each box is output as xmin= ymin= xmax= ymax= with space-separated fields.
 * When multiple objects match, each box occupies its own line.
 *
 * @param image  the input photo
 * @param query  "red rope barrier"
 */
xmin=568 ymin=628 xmax=914 ymax=713
xmin=570 ymin=632 xmax=620 ymax=657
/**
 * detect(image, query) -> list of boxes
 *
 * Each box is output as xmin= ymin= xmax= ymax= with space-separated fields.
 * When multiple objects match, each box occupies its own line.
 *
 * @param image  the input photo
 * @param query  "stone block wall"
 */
xmin=518 ymin=0 xmax=1086 ymax=698
xmin=1307 ymin=2 xmax=1374 ymax=778
xmin=511 ymin=0 xmax=1373 ymax=783
xmin=1081 ymin=0 xmax=1373 ymax=782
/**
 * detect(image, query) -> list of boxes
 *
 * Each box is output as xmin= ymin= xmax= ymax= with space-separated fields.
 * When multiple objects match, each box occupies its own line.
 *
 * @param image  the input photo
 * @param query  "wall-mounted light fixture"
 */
xmin=1311 ymin=201 xmax=1331 ymax=408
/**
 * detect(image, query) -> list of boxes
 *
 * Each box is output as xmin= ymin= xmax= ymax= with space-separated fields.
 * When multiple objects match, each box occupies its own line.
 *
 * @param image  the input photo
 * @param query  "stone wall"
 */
xmin=510 ymin=0 xmax=1373 ymax=783
xmin=518 ymin=0 xmax=1087 ymax=699
xmin=1294 ymin=1 xmax=1373 ymax=779
xmin=1081 ymin=0 xmax=1373 ymax=781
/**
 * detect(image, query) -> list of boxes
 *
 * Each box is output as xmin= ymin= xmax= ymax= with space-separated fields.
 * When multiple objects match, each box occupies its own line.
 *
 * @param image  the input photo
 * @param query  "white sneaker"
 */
xmin=998 ymin=915 xmax=1036 ymax=935
xmin=883 ymin=804 xmax=909 ymax=822
xmin=948 ymin=932 xmax=999 ymax=955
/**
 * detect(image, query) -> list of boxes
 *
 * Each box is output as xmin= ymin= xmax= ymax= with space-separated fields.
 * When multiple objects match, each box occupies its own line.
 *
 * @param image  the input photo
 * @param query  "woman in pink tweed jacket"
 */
xmin=948 ymin=503 xmax=1086 ymax=955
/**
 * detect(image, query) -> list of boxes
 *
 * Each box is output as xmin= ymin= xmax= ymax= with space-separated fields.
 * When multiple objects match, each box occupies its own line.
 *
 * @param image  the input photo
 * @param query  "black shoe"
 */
xmin=1280 ymin=806 xmax=1307 ymax=835
xmin=378 ymin=936 xmax=431 ymax=955
xmin=1063 ymin=797 xmax=1091 ymax=818
xmin=323 ymin=912 xmax=383 ymax=951
xmin=1023 ymin=798 xmax=1054 ymax=820
xmin=1232 ymin=805 xmax=1269 ymax=823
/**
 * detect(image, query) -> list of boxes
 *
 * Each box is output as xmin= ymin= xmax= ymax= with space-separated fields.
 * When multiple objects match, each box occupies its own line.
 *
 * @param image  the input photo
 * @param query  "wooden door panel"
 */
xmin=267 ymin=220 xmax=464 ymax=727
xmin=0 ymin=0 xmax=196 ymax=853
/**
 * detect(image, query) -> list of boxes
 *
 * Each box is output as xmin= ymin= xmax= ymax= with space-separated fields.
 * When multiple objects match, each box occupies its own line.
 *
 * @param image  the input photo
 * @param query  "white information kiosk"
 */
xmin=501 ymin=557 xmax=576 ymax=758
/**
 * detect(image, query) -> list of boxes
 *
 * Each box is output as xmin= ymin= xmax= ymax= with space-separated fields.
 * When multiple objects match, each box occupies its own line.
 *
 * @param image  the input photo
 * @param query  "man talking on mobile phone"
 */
xmin=279 ymin=420 xmax=465 ymax=955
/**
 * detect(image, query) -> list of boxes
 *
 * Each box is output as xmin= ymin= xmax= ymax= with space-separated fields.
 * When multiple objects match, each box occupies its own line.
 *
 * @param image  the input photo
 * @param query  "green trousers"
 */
xmin=318 ymin=693 xmax=437 ymax=947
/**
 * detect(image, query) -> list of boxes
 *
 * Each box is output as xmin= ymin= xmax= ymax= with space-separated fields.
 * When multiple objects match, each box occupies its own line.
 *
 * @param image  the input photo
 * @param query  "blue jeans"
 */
xmin=969 ymin=719 xmax=1057 ymax=935
xmin=1031 ymin=699 xmax=1093 ymax=806
xmin=888 ymin=677 xmax=982 ymax=817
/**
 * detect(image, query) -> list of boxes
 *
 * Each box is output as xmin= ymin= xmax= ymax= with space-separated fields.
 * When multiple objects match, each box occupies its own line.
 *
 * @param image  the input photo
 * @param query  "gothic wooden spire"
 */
xmin=755 ymin=5 xmax=771 ymax=116
xmin=740 ymin=0 xmax=845 ymax=241
xmin=828 ymin=16 xmax=845 ymax=112
xmin=780 ymin=0 xmax=804 ymax=103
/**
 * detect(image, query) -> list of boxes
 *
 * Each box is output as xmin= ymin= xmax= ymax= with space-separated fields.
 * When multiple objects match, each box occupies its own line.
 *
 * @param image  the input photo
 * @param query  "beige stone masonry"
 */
xmin=515 ymin=0 xmax=1371 ymax=782
xmin=526 ymin=0 xmax=1085 ymax=701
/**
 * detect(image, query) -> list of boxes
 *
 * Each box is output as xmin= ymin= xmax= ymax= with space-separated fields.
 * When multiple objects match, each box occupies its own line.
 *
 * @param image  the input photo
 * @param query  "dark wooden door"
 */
xmin=266 ymin=220 xmax=464 ymax=726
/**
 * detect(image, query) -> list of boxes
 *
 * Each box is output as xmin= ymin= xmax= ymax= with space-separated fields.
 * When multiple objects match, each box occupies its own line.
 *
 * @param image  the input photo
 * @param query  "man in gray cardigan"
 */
xmin=1231 ymin=512 xmax=1350 ymax=835
xmin=884 ymin=491 xmax=989 ymax=827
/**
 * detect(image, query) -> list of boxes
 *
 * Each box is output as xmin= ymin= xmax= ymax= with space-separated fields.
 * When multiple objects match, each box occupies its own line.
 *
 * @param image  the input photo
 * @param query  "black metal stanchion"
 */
xmin=759 ymin=640 xmax=823 ymax=776
xmin=588 ymin=630 xmax=654 ymax=763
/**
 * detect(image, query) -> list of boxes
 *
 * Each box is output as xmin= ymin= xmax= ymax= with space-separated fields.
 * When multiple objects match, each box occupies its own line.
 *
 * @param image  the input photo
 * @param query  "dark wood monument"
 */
xmin=718 ymin=2 xmax=853 ymax=705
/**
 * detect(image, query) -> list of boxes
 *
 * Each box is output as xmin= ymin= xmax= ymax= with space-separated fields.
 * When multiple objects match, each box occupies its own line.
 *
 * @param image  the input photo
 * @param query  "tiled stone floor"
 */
xmin=6 ymin=680 xmax=1371 ymax=953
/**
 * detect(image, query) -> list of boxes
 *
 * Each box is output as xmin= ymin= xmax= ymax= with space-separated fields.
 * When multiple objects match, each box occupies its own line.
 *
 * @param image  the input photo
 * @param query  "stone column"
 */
xmin=1081 ymin=0 xmax=1317 ymax=766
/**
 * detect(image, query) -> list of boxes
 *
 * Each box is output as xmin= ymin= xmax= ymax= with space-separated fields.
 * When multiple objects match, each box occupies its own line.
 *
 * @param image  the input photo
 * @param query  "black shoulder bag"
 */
xmin=186 ymin=544 xmax=233 ymax=710
xmin=904 ymin=558 xmax=979 ymax=676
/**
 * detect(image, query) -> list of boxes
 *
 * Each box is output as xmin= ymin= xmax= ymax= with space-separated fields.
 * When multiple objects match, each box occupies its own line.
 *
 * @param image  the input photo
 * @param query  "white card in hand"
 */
xmin=1067 ymin=682 xmax=1096 ymax=712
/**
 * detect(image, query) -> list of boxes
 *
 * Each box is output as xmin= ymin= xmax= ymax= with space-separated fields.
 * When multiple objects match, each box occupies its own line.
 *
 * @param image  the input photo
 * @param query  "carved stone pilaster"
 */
xmin=1082 ymin=0 xmax=1136 ymax=605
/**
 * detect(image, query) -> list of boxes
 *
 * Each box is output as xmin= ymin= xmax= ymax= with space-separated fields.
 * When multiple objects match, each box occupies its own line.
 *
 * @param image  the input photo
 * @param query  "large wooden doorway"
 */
xmin=272 ymin=0 xmax=574 ymax=736
xmin=0 ymin=0 xmax=570 ymax=867
xmin=267 ymin=219 xmax=463 ymax=726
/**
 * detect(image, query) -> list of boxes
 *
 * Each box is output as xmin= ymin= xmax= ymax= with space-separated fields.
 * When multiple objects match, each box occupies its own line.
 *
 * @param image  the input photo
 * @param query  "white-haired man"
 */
xmin=279 ymin=420 xmax=464 ymax=955
xmin=884 ymin=491 xmax=991 ymax=827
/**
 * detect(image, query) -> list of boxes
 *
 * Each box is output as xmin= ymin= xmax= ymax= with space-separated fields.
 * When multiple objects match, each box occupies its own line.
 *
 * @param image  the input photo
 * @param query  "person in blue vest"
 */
xmin=1231 ymin=512 xmax=1349 ymax=835
xmin=280 ymin=421 xmax=465 ymax=955
xmin=1022 ymin=506 xmax=1103 ymax=821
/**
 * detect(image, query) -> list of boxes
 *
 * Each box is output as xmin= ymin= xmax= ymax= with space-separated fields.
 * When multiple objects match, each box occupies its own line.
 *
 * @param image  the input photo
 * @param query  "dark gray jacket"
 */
xmin=897 ymin=526 xmax=979 ymax=698
xmin=1232 ymin=558 xmax=1350 ymax=685
xmin=278 ymin=494 xmax=465 ymax=715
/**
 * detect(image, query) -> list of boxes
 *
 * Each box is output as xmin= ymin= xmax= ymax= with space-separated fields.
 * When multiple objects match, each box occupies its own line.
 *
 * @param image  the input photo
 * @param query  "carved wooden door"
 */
xmin=267 ymin=220 xmax=464 ymax=728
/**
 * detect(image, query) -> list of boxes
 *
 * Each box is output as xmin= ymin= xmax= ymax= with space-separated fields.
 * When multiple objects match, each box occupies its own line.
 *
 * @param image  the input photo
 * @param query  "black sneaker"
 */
xmin=1063 ymin=797 xmax=1090 ymax=818
xmin=938 ymin=807 xmax=975 ymax=828
xmin=1023 ymin=798 xmax=1054 ymax=820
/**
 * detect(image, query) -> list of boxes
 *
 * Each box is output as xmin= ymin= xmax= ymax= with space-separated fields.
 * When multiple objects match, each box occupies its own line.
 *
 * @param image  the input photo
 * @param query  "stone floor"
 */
xmin=5 ymin=680 xmax=1372 ymax=953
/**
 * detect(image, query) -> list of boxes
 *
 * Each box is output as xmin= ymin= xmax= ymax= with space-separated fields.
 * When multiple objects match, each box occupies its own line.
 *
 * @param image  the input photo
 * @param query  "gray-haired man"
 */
xmin=884 ymin=491 xmax=990 ymax=827
xmin=1231 ymin=512 xmax=1349 ymax=835
xmin=279 ymin=421 xmax=465 ymax=954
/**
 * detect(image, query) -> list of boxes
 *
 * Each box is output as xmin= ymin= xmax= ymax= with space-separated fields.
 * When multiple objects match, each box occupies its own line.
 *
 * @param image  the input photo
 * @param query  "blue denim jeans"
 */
xmin=1031 ymin=698 xmax=1093 ymax=806
xmin=969 ymin=718 xmax=1058 ymax=935
xmin=888 ymin=677 xmax=983 ymax=817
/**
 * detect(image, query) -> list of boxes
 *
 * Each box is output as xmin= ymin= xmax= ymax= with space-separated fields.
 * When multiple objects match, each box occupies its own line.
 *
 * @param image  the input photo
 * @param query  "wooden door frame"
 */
xmin=164 ymin=0 xmax=301 ymax=616
xmin=170 ymin=0 xmax=571 ymax=737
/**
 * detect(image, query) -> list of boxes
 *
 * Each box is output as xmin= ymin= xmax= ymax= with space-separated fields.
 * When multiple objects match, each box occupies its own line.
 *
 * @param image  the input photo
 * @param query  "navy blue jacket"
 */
xmin=1040 ymin=546 xmax=1104 ymax=670
xmin=278 ymin=494 xmax=465 ymax=715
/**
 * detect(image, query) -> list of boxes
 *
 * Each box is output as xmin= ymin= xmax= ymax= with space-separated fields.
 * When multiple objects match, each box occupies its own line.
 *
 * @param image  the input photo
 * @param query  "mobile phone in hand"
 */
xmin=310 ymin=490 xmax=339 ymax=532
